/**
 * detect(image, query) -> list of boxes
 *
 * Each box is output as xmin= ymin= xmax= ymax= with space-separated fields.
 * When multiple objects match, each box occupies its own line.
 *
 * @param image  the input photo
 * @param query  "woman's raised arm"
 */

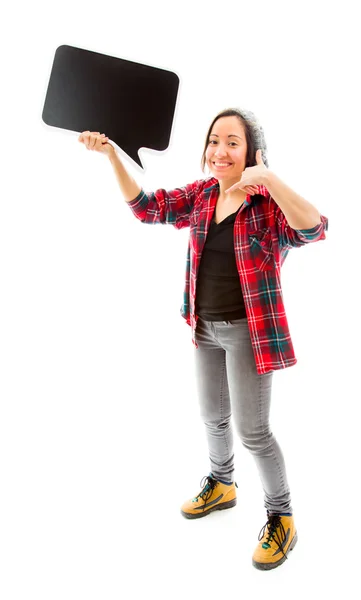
xmin=78 ymin=131 xmax=141 ymax=203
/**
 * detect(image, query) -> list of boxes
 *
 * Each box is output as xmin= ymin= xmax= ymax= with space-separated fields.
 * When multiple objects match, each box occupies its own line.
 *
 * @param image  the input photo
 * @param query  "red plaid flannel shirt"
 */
xmin=127 ymin=176 xmax=329 ymax=374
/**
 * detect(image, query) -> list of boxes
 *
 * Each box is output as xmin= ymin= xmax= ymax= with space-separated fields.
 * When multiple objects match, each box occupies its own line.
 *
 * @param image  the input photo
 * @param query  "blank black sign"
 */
xmin=42 ymin=45 xmax=180 ymax=168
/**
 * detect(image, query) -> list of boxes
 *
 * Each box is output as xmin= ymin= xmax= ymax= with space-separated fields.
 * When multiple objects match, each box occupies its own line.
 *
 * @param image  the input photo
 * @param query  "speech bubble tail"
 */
xmin=112 ymin=141 xmax=145 ymax=170
xmin=132 ymin=152 xmax=144 ymax=169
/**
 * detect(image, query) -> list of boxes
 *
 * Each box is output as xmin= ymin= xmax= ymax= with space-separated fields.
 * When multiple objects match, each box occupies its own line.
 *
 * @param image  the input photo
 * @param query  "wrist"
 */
xmin=108 ymin=147 xmax=117 ymax=162
xmin=261 ymin=170 xmax=275 ymax=186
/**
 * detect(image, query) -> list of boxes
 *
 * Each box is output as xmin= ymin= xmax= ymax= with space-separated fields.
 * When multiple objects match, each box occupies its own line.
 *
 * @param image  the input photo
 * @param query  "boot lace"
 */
xmin=192 ymin=475 xmax=218 ymax=511
xmin=258 ymin=514 xmax=288 ymax=559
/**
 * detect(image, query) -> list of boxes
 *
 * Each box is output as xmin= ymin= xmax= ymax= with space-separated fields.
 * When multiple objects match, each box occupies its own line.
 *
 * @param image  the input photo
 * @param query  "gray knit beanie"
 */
xmin=235 ymin=108 xmax=269 ymax=168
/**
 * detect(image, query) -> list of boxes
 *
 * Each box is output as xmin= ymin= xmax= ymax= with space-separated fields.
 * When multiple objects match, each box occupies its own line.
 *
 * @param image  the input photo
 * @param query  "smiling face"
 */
xmin=205 ymin=116 xmax=248 ymax=183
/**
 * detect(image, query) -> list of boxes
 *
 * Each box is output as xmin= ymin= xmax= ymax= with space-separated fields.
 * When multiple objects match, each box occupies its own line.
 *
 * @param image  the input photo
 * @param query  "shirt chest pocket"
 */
xmin=248 ymin=227 xmax=275 ymax=272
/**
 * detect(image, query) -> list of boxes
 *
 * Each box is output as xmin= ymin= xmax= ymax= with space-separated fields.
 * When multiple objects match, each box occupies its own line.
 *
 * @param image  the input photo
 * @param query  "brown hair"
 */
xmin=200 ymin=108 xmax=257 ymax=173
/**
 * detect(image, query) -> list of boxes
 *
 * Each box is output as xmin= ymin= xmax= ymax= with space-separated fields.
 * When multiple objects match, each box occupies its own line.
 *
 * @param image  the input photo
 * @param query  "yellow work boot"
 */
xmin=252 ymin=512 xmax=298 ymax=570
xmin=180 ymin=473 xmax=238 ymax=519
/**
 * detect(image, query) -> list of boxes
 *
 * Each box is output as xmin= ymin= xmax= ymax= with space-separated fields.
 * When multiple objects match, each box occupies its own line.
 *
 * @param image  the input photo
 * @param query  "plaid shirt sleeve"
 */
xmin=273 ymin=201 xmax=329 ymax=249
xmin=127 ymin=179 xmax=204 ymax=229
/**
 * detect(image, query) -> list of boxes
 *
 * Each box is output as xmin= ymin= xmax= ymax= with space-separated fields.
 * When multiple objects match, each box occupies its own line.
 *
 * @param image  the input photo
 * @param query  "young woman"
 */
xmin=78 ymin=108 xmax=328 ymax=570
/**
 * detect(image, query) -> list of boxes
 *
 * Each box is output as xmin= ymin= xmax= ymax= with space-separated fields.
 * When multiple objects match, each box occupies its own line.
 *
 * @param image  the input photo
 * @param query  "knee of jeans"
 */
xmin=238 ymin=426 xmax=274 ymax=450
xmin=202 ymin=413 xmax=232 ymax=429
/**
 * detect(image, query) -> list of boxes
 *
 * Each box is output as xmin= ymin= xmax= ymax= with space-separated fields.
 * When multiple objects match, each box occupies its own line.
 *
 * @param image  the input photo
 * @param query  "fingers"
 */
xmin=78 ymin=131 xmax=109 ymax=151
xmin=245 ymin=185 xmax=259 ymax=195
xmin=94 ymin=134 xmax=109 ymax=151
xmin=78 ymin=131 xmax=94 ymax=147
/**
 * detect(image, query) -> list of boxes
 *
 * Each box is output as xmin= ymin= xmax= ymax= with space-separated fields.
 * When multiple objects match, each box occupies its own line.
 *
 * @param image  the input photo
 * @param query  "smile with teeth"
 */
xmin=213 ymin=162 xmax=232 ymax=168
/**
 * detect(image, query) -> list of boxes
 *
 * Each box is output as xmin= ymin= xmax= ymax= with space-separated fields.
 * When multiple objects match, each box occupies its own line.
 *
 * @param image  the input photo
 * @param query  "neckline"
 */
xmin=212 ymin=204 xmax=243 ymax=226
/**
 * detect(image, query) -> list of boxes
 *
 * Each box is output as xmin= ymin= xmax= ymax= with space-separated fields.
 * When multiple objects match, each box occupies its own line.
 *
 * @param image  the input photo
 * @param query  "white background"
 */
xmin=1 ymin=0 xmax=360 ymax=598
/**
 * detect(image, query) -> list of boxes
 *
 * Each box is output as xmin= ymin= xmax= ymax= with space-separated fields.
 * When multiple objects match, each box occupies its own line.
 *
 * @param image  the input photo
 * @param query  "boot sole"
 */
xmin=252 ymin=532 xmax=298 ymax=570
xmin=180 ymin=498 xmax=237 ymax=519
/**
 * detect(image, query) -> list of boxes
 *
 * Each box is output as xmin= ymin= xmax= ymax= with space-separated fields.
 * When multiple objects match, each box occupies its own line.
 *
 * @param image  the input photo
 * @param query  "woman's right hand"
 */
xmin=78 ymin=131 xmax=115 ymax=157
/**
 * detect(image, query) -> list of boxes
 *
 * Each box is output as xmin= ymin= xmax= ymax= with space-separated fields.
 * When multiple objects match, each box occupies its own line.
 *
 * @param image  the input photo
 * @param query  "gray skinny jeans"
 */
xmin=194 ymin=316 xmax=293 ymax=514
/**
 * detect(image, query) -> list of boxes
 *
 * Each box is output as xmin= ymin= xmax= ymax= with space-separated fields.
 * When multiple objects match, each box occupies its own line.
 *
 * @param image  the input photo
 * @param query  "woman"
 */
xmin=78 ymin=108 xmax=328 ymax=570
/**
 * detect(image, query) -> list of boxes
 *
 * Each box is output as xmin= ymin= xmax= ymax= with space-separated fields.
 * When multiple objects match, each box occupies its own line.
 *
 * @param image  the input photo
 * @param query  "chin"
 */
xmin=210 ymin=171 xmax=237 ymax=181
xmin=212 ymin=173 xmax=228 ymax=180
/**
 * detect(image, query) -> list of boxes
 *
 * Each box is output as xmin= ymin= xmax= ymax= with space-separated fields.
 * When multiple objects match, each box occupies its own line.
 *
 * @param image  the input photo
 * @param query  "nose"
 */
xmin=214 ymin=144 xmax=228 ymax=158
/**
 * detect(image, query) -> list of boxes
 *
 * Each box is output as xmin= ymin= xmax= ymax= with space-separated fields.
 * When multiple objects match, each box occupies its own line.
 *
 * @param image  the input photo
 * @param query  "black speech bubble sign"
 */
xmin=42 ymin=45 xmax=180 ymax=169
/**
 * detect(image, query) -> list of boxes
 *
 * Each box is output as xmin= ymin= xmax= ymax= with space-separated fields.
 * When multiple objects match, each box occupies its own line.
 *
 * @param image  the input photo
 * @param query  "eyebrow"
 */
xmin=209 ymin=134 xmax=242 ymax=139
